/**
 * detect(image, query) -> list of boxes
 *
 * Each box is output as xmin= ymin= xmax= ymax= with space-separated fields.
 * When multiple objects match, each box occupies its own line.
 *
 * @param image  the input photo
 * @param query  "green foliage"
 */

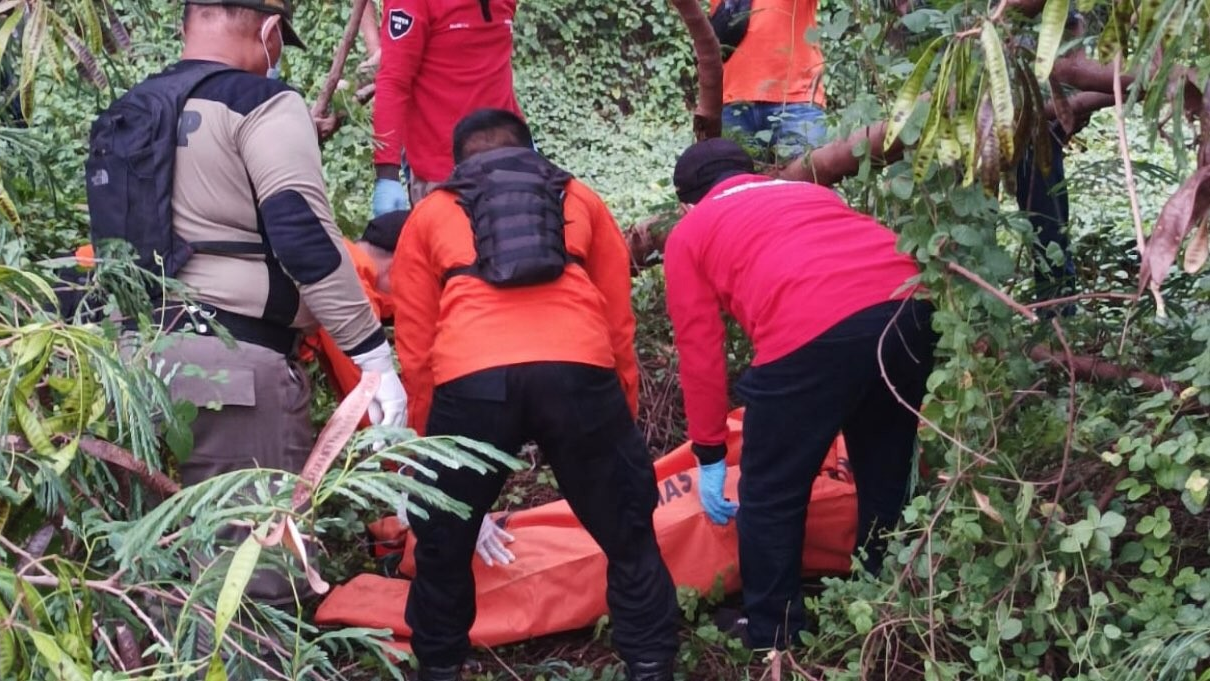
xmin=5 ymin=0 xmax=1210 ymax=679
xmin=0 ymin=233 xmax=521 ymax=679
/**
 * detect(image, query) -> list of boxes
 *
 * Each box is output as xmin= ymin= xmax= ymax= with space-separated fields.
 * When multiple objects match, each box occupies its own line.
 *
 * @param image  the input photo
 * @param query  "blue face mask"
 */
xmin=260 ymin=19 xmax=282 ymax=79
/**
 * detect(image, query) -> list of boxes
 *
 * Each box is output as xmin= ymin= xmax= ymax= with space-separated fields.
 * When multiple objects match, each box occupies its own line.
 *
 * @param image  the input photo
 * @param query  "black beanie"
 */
xmin=361 ymin=209 xmax=410 ymax=252
xmin=672 ymin=138 xmax=756 ymax=204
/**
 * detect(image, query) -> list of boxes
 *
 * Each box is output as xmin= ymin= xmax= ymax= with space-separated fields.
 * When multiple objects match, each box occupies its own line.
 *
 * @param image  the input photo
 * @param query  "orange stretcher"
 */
xmin=314 ymin=410 xmax=858 ymax=650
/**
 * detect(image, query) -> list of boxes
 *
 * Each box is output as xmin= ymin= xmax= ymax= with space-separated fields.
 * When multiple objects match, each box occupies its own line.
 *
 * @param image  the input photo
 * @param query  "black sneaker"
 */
xmin=713 ymin=607 xmax=750 ymax=647
xmin=626 ymin=659 xmax=674 ymax=681
xmin=413 ymin=664 xmax=462 ymax=681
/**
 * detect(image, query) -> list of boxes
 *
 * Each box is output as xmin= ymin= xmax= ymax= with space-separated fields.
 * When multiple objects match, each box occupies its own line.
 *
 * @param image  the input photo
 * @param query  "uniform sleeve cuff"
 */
xmin=346 ymin=326 xmax=387 ymax=357
xmin=692 ymin=442 xmax=728 ymax=465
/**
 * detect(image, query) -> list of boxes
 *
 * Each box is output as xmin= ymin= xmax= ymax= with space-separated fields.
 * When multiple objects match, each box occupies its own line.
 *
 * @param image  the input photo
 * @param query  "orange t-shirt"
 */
xmin=390 ymin=179 xmax=640 ymax=434
xmin=712 ymin=0 xmax=827 ymax=107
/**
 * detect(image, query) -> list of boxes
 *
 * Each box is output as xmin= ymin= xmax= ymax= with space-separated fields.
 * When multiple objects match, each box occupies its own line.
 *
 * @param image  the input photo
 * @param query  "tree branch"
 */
xmin=946 ymin=261 xmax=1039 ymax=322
xmin=311 ymin=0 xmax=370 ymax=121
xmin=668 ymin=0 xmax=722 ymax=140
xmin=1027 ymin=346 xmax=1184 ymax=394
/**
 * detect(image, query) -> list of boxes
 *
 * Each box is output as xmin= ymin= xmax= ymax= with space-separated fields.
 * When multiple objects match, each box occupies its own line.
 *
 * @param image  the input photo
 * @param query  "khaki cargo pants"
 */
xmin=158 ymin=334 xmax=314 ymax=607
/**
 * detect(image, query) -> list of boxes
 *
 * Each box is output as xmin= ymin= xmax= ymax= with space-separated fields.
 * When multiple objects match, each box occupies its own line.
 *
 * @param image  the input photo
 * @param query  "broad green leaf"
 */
xmin=204 ymin=534 xmax=263 ymax=681
xmin=14 ymin=398 xmax=56 ymax=458
xmin=980 ymin=21 xmax=1014 ymax=163
xmin=16 ymin=0 xmax=48 ymax=122
xmin=1001 ymin=617 xmax=1023 ymax=640
xmin=72 ymin=0 xmax=107 ymax=53
xmin=0 ymin=601 xmax=14 ymax=677
xmin=914 ymin=43 xmax=955 ymax=182
xmin=46 ymin=12 xmax=107 ymax=89
xmin=1034 ymin=0 xmax=1069 ymax=82
xmin=1099 ymin=510 xmax=1127 ymax=537
xmin=0 ymin=182 xmax=19 ymax=228
xmin=0 ymin=7 xmax=24 ymax=64
xmin=885 ymin=35 xmax=946 ymax=151
xmin=28 ymin=630 xmax=88 ymax=681
xmin=13 ymin=330 xmax=52 ymax=368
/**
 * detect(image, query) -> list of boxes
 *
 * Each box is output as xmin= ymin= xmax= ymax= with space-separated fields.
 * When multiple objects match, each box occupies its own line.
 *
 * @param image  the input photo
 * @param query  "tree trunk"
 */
xmin=668 ymin=0 xmax=723 ymax=140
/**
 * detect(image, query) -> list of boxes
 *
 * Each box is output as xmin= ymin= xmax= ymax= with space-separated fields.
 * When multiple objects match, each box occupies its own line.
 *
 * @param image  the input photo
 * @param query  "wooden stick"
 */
xmin=945 ymin=261 xmax=1039 ymax=322
xmin=311 ymin=0 xmax=371 ymax=119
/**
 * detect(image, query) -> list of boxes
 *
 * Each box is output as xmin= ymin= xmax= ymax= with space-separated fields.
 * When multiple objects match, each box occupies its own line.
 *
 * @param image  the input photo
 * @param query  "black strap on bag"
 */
xmin=710 ymin=0 xmax=753 ymax=61
xmin=121 ymin=302 xmax=300 ymax=356
xmin=85 ymin=61 xmax=268 ymax=288
xmin=440 ymin=147 xmax=581 ymax=288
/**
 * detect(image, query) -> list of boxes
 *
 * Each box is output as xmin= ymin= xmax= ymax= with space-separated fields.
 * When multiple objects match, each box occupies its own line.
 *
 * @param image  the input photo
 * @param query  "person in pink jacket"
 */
xmin=665 ymin=138 xmax=937 ymax=650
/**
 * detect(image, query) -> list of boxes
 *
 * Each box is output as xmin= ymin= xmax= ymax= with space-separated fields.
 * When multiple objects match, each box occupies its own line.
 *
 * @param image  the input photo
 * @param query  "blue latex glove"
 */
xmin=698 ymin=460 xmax=738 ymax=525
xmin=372 ymin=178 xmax=409 ymax=217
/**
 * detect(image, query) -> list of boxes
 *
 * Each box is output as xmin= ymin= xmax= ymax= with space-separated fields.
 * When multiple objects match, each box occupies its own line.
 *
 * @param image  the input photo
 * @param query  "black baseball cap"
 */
xmin=185 ymin=0 xmax=306 ymax=49
xmin=672 ymin=138 xmax=756 ymax=204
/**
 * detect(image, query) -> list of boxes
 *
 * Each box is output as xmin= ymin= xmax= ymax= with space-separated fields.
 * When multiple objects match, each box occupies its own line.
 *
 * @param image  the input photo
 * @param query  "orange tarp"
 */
xmin=315 ymin=410 xmax=857 ymax=649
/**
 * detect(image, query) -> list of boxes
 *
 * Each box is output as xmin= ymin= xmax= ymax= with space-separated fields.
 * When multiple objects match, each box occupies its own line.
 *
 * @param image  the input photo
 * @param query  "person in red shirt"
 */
xmin=710 ymin=0 xmax=827 ymax=164
xmin=391 ymin=109 xmax=678 ymax=681
xmin=665 ymin=138 xmax=936 ymax=650
xmin=371 ymin=0 xmax=523 ymax=216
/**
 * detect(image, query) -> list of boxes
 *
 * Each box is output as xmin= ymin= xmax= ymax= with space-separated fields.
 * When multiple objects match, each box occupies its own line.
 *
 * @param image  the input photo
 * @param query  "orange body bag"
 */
xmin=314 ymin=410 xmax=857 ymax=650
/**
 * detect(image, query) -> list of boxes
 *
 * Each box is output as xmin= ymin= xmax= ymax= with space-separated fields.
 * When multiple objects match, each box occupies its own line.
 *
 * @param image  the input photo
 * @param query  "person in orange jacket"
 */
xmin=304 ymin=211 xmax=402 ymax=399
xmin=710 ymin=0 xmax=827 ymax=164
xmin=295 ymin=211 xmax=519 ymax=570
xmin=390 ymin=109 xmax=678 ymax=681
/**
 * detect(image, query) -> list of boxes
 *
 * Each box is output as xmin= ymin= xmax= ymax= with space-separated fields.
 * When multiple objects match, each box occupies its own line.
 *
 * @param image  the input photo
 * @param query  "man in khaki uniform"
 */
xmin=134 ymin=0 xmax=407 ymax=605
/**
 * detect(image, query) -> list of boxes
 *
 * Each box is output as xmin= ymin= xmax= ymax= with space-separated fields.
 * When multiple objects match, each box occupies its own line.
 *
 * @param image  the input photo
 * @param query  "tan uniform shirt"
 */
xmin=171 ymin=61 xmax=382 ymax=353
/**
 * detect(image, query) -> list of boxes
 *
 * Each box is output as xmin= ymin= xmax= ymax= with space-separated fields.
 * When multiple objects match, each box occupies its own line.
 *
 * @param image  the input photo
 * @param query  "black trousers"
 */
xmin=1015 ymin=122 xmax=1076 ymax=301
xmin=735 ymin=300 xmax=937 ymax=649
xmin=404 ymin=362 xmax=680 ymax=668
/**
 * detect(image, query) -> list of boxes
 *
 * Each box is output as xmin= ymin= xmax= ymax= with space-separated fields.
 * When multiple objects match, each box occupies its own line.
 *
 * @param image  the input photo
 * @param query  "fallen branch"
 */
xmin=778 ymin=121 xmax=898 ymax=185
xmin=4 ymin=434 xmax=180 ymax=496
xmin=79 ymin=437 xmax=181 ymax=496
xmin=1027 ymin=346 xmax=1183 ymax=394
xmin=1024 ymin=291 xmax=1138 ymax=310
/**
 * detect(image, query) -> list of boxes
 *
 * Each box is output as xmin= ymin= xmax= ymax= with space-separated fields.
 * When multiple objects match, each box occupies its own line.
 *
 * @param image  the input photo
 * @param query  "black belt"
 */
xmin=128 ymin=303 xmax=300 ymax=357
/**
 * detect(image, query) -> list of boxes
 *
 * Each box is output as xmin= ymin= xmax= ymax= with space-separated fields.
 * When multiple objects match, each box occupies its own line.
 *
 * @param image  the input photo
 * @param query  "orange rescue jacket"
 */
xmin=305 ymin=238 xmax=394 ymax=403
xmin=390 ymin=178 xmax=640 ymax=434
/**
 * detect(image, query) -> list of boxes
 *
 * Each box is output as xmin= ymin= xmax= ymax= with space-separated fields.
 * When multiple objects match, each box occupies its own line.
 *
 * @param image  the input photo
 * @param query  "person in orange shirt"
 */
xmin=390 ymin=109 xmax=679 ymax=681
xmin=305 ymin=211 xmax=402 ymax=399
xmin=710 ymin=0 xmax=827 ymax=164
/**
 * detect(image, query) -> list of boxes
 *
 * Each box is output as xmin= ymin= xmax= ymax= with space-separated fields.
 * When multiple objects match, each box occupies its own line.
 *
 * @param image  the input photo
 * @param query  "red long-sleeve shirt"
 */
xmin=664 ymin=175 xmax=921 ymax=447
xmin=373 ymin=0 xmax=523 ymax=183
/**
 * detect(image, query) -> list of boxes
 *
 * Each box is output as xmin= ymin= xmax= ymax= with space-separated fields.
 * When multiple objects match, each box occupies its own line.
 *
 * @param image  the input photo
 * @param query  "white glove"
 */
xmin=475 ymin=515 xmax=515 ymax=567
xmin=396 ymin=498 xmax=514 ymax=567
xmin=350 ymin=341 xmax=408 ymax=428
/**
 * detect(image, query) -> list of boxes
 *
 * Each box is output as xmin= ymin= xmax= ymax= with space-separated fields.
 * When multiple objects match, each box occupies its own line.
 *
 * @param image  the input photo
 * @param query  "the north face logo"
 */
xmin=388 ymin=9 xmax=414 ymax=39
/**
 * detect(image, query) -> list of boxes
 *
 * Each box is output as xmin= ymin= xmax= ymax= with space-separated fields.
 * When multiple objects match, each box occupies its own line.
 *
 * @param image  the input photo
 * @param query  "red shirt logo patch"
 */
xmin=388 ymin=8 xmax=414 ymax=40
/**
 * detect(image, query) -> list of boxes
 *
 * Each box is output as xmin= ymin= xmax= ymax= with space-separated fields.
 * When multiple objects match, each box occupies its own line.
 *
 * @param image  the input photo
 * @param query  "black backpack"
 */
xmin=85 ymin=61 xmax=264 ymax=282
xmin=710 ymin=0 xmax=753 ymax=61
xmin=440 ymin=147 xmax=579 ymax=288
